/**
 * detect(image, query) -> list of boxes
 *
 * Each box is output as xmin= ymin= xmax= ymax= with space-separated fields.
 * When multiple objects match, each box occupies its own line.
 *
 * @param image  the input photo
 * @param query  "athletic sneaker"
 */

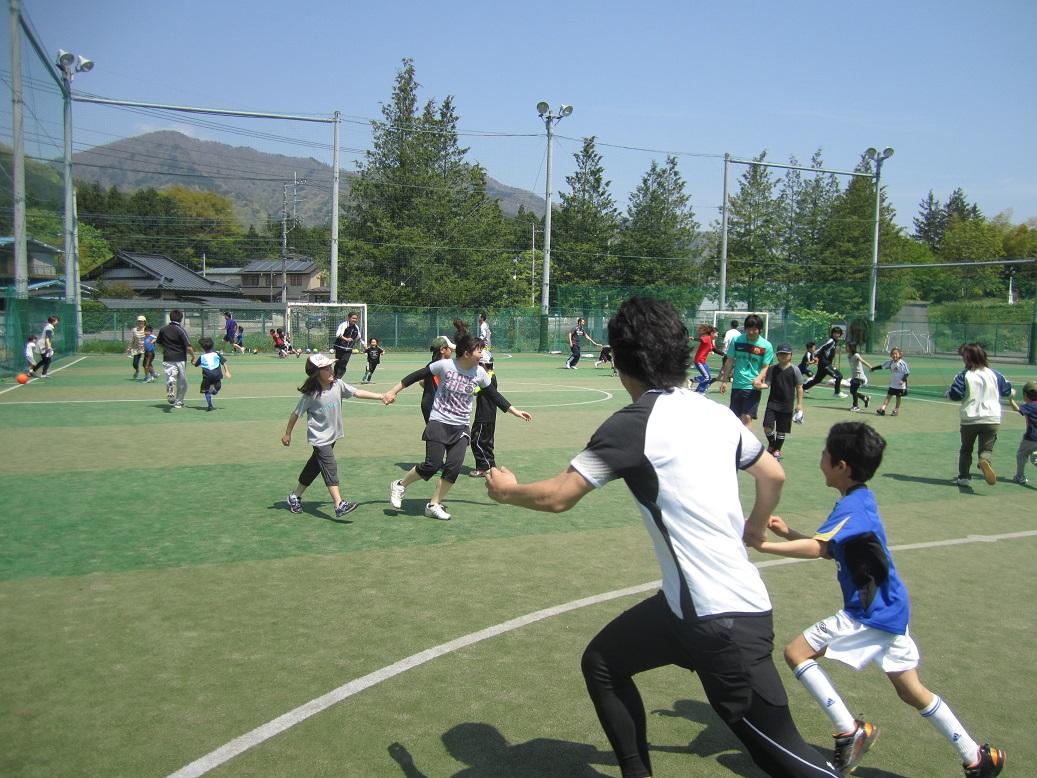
xmin=875 ymin=408 xmax=886 ymax=416
xmin=964 ymin=743 xmax=1006 ymax=778
xmin=955 ymin=477 xmax=971 ymax=486
xmin=166 ymin=381 xmax=177 ymax=404
xmin=173 ymin=401 xmax=184 ymax=409
xmin=832 ymin=719 xmax=879 ymax=775
xmin=286 ymin=493 xmax=302 ymax=514
xmin=335 ymin=500 xmax=359 ymax=517
xmin=1011 ymin=475 xmax=1028 ymax=485
xmin=424 ymin=502 xmax=451 ymax=520
xmin=850 ymin=406 xmax=862 ymax=412
xmin=891 ymin=409 xmax=899 ymax=416
xmin=979 ymin=459 xmax=997 ymax=485
xmin=469 ymin=469 xmax=487 ymax=478
xmin=767 ymin=449 xmax=783 ymax=462
xmin=835 ymin=392 xmax=849 ymax=399
xmin=389 ymin=479 xmax=405 ymax=509
xmin=862 ymin=394 xmax=870 ymax=408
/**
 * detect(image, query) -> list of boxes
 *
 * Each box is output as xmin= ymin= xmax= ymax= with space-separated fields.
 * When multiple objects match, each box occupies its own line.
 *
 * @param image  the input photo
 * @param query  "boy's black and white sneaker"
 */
xmin=862 ymin=394 xmax=870 ymax=408
xmin=964 ymin=743 xmax=1005 ymax=778
xmin=166 ymin=381 xmax=177 ymax=404
xmin=832 ymin=719 xmax=879 ymax=775
xmin=286 ymin=493 xmax=302 ymax=514
xmin=335 ymin=500 xmax=359 ymax=517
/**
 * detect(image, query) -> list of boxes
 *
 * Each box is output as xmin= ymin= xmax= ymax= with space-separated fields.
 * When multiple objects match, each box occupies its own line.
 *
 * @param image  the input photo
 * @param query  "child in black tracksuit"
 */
xmin=361 ymin=338 xmax=384 ymax=384
xmin=802 ymin=326 xmax=846 ymax=397
xmin=469 ymin=356 xmax=500 ymax=477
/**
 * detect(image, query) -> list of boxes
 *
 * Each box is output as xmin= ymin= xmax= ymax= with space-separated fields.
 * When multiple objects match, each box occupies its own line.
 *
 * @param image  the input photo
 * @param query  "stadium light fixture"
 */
xmin=56 ymin=49 xmax=94 ymax=349
xmin=536 ymin=102 xmax=574 ymax=317
xmin=867 ymin=145 xmax=895 ymax=337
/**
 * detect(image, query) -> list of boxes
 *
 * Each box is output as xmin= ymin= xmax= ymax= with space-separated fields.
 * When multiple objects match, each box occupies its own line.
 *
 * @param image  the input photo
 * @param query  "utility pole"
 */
xmin=281 ymin=184 xmax=289 ymax=326
xmin=10 ymin=0 xmax=28 ymax=298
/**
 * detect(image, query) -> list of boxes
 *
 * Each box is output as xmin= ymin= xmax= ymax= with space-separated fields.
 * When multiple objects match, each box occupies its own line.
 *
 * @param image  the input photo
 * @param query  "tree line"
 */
xmin=6 ymin=58 xmax=1036 ymax=315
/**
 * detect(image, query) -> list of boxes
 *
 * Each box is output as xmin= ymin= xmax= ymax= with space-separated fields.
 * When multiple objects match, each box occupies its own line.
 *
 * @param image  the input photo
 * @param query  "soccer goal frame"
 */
xmin=285 ymin=302 xmax=368 ymax=353
xmin=711 ymin=310 xmax=770 ymax=340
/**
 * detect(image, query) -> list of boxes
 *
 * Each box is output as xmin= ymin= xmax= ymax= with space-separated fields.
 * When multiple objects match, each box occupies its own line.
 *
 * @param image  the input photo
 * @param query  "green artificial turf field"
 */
xmin=1 ymin=351 xmax=1034 ymax=776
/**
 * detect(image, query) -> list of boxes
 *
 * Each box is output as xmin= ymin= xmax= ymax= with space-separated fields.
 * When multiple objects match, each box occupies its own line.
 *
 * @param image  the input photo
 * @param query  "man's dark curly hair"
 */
xmin=825 ymin=421 xmax=886 ymax=482
xmin=608 ymin=297 xmax=690 ymax=389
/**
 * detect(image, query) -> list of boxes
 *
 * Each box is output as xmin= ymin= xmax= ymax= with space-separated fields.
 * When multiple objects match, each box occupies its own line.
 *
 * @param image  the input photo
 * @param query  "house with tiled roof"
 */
xmin=85 ymin=251 xmax=247 ymax=304
xmin=239 ymin=256 xmax=326 ymax=302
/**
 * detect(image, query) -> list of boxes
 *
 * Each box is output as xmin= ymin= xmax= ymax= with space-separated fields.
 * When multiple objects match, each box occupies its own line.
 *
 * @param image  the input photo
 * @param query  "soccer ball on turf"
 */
xmin=16 ymin=373 xmax=29 ymax=384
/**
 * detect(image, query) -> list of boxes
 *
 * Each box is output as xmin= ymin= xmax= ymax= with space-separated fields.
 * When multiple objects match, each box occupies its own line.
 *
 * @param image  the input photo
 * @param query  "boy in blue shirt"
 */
xmin=142 ymin=326 xmax=158 ymax=383
xmin=752 ymin=422 xmax=1005 ymax=777
xmin=193 ymin=337 xmax=232 ymax=411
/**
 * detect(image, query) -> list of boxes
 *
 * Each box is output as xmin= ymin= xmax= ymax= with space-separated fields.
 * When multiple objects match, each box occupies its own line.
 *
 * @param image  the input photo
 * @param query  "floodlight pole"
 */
xmin=719 ymin=153 xmax=730 ymax=312
xmin=9 ymin=0 xmax=28 ymax=298
xmin=538 ymin=102 xmax=572 ymax=317
xmin=330 ymin=111 xmax=340 ymax=303
xmin=57 ymin=50 xmax=92 ymax=348
xmin=867 ymin=147 xmax=894 ymax=350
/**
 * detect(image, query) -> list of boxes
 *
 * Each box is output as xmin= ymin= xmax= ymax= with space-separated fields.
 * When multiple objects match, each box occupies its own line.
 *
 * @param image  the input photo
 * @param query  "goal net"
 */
xmin=711 ymin=310 xmax=770 ymax=340
xmin=882 ymin=330 xmax=934 ymax=356
xmin=285 ymin=303 xmax=368 ymax=353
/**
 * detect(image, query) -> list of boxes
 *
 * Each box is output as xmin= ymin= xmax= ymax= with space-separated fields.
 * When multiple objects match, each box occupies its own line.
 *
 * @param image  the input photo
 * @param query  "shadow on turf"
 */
xmin=881 ymin=472 xmax=994 ymax=491
xmin=265 ymin=500 xmax=358 ymax=524
xmin=651 ymin=699 xmax=905 ymax=777
xmin=388 ymin=723 xmax=616 ymax=777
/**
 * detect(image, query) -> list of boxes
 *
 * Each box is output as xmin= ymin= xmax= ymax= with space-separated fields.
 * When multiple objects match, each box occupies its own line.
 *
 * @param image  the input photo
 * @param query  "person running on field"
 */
xmin=384 ymin=333 xmax=532 ymax=521
xmin=718 ymin=313 xmax=774 ymax=429
xmin=846 ymin=341 xmax=873 ymax=412
xmin=487 ymin=296 xmax=839 ymax=778
xmin=803 ymin=326 xmax=847 ymax=398
xmin=564 ymin=317 xmax=600 ymax=369
xmin=872 ymin=347 xmax=910 ymax=417
xmin=752 ymin=421 xmax=1006 ymax=778
xmin=157 ymin=310 xmax=193 ymax=408
xmin=946 ymin=343 xmax=1013 ymax=487
xmin=333 ymin=311 xmax=365 ymax=378
xmin=282 ymin=353 xmax=386 ymax=518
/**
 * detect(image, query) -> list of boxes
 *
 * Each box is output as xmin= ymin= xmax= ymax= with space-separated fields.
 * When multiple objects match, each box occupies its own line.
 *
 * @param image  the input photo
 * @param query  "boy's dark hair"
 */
xmin=48 ymin=315 xmax=59 ymax=324
xmin=223 ymin=311 xmax=232 ymax=318
xmin=144 ymin=325 xmax=153 ymax=332
xmin=744 ymin=314 xmax=764 ymax=330
xmin=169 ymin=309 xmax=183 ymax=323
xmin=1024 ymin=381 xmax=1037 ymax=401
xmin=830 ymin=326 xmax=844 ymax=336
xmin=455 ymin=333 xmax=481 ymax=357
xmin=805 ymin=341 xmax=816 ymax=348
xmin=730 ymin=319 xmax=739 ymax=329
xmin=959 ymin=342 xmax=989 ymax=370
xmin=370 ymin=337 xmax=379 ymax=344
xmin=199 ymin=336 xmax=214 ymax=350
xmin=825 ymin=421 xmax=886 ymax=483
xmin=608 ymin=297 xmax=690 ymax=389
xmin=27 ymin=334 xmax=36 ymax=341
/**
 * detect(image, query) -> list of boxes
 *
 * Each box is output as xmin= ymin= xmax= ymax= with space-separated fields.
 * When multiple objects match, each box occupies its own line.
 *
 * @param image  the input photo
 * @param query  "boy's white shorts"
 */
xmin=803 ymin=609 xmax=919 ymax=672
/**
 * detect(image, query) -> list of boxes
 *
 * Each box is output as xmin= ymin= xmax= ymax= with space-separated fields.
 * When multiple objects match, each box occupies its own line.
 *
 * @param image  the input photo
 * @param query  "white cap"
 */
xmin=308 ymin=352 xmax=334 ymax=369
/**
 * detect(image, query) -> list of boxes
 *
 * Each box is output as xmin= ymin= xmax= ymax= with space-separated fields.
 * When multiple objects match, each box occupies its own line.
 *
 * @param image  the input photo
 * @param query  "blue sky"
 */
xmin=8 ymin=0 xmax=1037 ymax=230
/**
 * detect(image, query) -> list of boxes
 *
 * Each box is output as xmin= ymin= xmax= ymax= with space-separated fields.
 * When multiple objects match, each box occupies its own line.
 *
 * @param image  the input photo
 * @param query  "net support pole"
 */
xmin=329 ymin=111 xmax=340 ymax=303
xmin=719 ymin=153 xmax=730 ymax=312
xmin=9 ymin=0 xmax=28 ymax=298
xmin=1030 ymin=267 xmax=1037 ymax=365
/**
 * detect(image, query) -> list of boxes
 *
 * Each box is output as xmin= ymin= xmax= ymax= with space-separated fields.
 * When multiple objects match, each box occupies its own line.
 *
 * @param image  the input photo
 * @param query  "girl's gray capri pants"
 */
xmin=299 ymin=443 xmax=339 ymax=487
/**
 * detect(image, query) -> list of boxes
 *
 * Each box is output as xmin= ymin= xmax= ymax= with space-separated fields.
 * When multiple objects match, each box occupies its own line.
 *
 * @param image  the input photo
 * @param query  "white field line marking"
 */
xmin=168 ymin=529 xmax=1037 ymax=777
xmin=0 ymin=356 xmax=89 ymax=395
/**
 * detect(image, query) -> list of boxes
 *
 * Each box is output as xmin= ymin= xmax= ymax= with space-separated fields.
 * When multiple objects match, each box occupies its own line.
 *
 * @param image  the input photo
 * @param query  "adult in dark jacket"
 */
xmin=157 ymin=309 xmax=194 ymax=408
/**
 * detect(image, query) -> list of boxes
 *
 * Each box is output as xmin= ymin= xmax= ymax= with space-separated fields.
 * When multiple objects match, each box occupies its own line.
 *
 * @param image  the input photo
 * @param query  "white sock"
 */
xmin=793 ymin=660 xmax=856 ymax=734
xmin=920 ymin=695 xmax=980 ymax=764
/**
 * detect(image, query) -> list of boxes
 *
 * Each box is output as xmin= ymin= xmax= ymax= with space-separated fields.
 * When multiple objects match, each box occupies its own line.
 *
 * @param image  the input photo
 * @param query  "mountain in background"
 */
xmin=70 ymin=130 xmax=544 ymax=226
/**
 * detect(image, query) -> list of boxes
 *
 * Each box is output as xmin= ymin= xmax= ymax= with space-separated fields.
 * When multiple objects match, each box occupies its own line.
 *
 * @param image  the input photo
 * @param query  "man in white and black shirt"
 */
xmin=488 ymin=297 xmax=838 ymax=778
xmin=333 ymin=311 xmax=366 ymax=379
